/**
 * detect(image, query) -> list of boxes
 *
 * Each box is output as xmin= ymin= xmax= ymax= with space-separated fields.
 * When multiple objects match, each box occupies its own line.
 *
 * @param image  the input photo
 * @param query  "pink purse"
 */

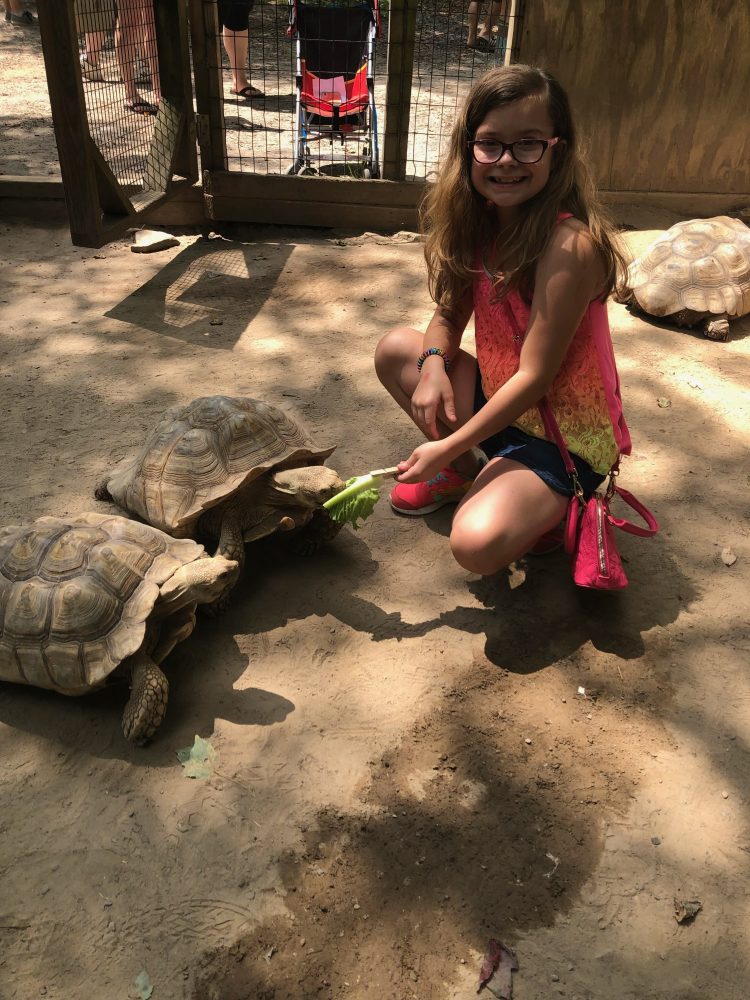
xmin=563 ymin=480 xmax=658 ymax=590
xmin=539 ymin=398 xmax=658 ymax=590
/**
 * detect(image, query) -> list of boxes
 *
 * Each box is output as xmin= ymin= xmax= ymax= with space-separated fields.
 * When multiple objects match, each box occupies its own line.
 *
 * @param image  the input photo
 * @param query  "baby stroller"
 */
xmin=287 ymin=0 xmax=381 ymax=177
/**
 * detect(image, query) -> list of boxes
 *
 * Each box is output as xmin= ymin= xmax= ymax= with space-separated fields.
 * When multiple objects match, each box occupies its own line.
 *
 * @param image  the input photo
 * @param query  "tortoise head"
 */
xmin=157 ymin=554 xmax=239 ymax=611
xmin=269 ymin=466 xmax=345 ymax=509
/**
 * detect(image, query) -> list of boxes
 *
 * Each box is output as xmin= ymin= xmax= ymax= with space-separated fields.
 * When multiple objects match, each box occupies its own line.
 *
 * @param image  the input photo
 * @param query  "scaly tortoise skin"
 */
xmin=0 ymin=512 xmax=236 ymax=744
xmin=618 ymin=216 xmax=750 ymax=341
xmin=95 ymin=396 xmax=345 ymax=608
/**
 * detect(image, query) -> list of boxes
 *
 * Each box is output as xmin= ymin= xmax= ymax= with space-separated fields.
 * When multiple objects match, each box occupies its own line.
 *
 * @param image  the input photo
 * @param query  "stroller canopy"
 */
xmin=291 ymin=1 xmax=379 ymax=80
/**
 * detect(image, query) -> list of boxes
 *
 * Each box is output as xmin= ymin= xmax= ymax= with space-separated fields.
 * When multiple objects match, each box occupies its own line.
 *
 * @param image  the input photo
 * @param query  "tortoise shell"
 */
xmin=626 ymin=216 xmax=750 ymax=319
xmin=0 ymin=512 xmax=205 ymax=695
xmin=103 ymin=396 xmax=335 ymax=534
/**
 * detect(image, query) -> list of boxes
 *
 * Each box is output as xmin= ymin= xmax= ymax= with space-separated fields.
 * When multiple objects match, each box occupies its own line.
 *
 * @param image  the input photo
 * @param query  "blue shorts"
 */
xmin=474 ymin=375 xmax=605 ymax=499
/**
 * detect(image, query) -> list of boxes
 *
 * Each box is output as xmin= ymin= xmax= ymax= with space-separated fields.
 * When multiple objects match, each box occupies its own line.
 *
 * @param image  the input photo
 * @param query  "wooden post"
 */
xmin=503 ymin=0 xmax=523 ymax=64
xmin=148 ymin=0 xmax=198 ymax=184
xmin=36 ymin=0 xmax=107 ymax=242
xmin=189 ymin=0 xmax=228 ymax=173
xmin=381 ymin=0 xmax=417 ymax=182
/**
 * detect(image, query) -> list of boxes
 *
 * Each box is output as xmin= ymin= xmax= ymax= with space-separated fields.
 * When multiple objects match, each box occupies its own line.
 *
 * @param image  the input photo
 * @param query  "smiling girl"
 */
xmin=374 ymin=65 xmax=631 ymax=575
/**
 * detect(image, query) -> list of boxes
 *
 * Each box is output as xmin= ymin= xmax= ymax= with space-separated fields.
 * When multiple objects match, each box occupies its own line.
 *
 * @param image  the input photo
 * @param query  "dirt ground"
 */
xmin=2 ymin=7 xmax=750 ymax=1000
xmin=1 ymin=203 xmax=748 ymax=1000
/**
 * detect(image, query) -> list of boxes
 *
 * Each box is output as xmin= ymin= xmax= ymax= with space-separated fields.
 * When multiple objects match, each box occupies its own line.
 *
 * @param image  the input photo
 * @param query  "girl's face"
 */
xmin=470 ymin=97 xmax=558 ymax=223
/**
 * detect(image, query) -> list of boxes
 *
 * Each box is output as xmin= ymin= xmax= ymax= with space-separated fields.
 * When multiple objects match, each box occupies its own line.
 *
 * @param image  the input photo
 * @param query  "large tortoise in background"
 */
xmin=0 ymin=513 xmax=237 ymax=744
xmin=617 ymin=216 xmax=750 ymax=341
xmin=95 ymin=396 xmax=345 ymax=607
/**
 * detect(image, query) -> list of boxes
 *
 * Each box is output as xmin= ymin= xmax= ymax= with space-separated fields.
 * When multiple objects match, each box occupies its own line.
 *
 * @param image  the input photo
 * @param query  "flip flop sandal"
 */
xmin=231 ymin=85 xmax=264 ymax=99
xmin=467 ymin=37 xmax=495 ymax=53
xmin=124 ymin=99 xmax=157 ymax=116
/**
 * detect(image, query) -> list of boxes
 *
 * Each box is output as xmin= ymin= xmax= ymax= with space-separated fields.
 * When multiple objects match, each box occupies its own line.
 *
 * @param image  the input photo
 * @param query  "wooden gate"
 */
xmin=37 ymin=0 xmax=198 ymax=247
xmin=38 ymin=0 xmax=519 ymax=246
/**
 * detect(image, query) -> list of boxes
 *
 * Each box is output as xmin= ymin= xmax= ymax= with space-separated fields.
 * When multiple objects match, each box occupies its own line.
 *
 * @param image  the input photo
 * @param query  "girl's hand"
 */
xmin=410 ymin=368 xmax=456 ymax=440
xmin=396 ymin=439 xmax=453 ymax=484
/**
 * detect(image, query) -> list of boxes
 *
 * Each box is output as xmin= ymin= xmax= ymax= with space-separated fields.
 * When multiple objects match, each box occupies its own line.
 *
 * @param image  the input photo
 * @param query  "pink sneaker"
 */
xmin=390 ymin=466 xmax=473 ymax=515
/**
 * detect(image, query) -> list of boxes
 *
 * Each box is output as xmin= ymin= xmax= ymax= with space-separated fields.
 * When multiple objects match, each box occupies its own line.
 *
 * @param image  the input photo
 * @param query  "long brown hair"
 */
xmin=421 ymin=64 xmax=627 ymax=312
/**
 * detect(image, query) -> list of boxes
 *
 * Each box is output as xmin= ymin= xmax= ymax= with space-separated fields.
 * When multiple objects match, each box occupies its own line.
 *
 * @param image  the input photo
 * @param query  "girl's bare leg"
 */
xmin=374 ymin=325 xmax=482 ymax=478
xmin=451 ymin=457 xmax=568 ymax=575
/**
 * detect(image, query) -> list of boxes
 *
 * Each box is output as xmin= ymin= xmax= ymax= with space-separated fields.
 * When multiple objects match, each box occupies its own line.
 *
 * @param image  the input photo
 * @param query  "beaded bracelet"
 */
xmin=417 ymin=347 xmax=451 ymax=372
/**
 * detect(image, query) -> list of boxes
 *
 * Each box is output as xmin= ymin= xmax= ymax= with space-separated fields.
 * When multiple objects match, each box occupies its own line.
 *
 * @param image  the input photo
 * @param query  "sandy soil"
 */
xmin=2 ymin=6 xmax=750 ymax=1000
xmin=0 ymin=206 xmax=748 ymax=1000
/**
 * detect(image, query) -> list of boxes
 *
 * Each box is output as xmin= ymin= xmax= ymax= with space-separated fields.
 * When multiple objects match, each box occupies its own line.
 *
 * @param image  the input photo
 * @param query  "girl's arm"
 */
xmin=398 ymin=222 xmax=606 ymax=480
xmin=411 ymin=289 xmax=474 ymax=439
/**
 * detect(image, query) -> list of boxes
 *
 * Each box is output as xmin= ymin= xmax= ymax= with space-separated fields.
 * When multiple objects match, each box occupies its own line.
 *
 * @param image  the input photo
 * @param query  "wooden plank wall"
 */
xmin=517 ymin=0 xmax=750 ymax=200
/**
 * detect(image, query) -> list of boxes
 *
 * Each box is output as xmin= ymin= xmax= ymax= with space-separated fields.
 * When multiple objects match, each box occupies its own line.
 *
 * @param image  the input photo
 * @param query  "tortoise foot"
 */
xmin=285 ymin=508 xmax=344 ymax=556
xmin=123 ymin=658 xmax=169 ymax=745
xmin=94 ymin=478 xmax=112 ymax=501
xmin=703 ymin=318 xmax=729 ymax=341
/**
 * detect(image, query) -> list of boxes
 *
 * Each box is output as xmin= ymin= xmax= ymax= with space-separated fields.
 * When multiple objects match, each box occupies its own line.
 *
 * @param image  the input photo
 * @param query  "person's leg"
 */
xmin=84 ymin=30 xmax=106 ymax=65
xmin=450 ymin=457 xmax=569 ymax=575
xmin=466 ymin=2 xmax=480 ymax=47
xmin=477 ymin=1 xmax=503 ymax=42
xmin=116 ymin=0 xmax=149 ymax=107
xmin=374 ymin=325 xmax=483 ymax=479
xmin=139 ymin=0 xmax=160 ymax=103
xmin=222 ymin=24 xmax=252 ymax=94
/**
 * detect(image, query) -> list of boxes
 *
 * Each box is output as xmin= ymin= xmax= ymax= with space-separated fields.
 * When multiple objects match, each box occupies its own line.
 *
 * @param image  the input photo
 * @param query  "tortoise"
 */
xmin=94 ymin=396 xmax=345 ymax=607
xmin=616 ymin=216 xmax=750 ymax=341
xmin=0 ymin=512 xmax=237 ymax=744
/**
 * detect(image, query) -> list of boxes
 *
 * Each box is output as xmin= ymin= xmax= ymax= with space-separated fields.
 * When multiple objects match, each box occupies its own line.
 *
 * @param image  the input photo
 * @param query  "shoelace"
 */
xmin=426 ymin=471 xmax=449 ymax=488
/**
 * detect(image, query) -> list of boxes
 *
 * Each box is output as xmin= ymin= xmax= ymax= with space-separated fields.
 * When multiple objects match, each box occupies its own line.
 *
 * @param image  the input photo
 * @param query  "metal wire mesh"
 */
xmin=408 ymin=0 xmax=516 ymax=180
xmin=208 ymin=0 xmax=387 ymax=176
xmin=211 ymin=1 xmax=521 ymax=180
xmin=76 ymin=0 xmax=161 ymax=188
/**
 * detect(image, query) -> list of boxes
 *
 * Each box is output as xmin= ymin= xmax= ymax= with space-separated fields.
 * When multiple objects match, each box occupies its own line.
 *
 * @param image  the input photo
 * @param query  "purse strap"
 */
xmin=502 ymin=298 xmax=585 ymax=485
xmin=501 ymin=298 xmax=657 ymax=537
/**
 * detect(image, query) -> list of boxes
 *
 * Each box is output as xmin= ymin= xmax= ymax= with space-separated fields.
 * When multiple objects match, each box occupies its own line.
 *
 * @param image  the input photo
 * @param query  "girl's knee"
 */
xmin=374 ymin=326 xmax=419 ymax=378
xmin=450 ymin=523 xmax=513 ymax=576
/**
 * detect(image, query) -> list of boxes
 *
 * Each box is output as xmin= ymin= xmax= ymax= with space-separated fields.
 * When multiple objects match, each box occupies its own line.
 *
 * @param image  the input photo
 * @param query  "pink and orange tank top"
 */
xmin=472 ymin=218 xmax=631 ymax=475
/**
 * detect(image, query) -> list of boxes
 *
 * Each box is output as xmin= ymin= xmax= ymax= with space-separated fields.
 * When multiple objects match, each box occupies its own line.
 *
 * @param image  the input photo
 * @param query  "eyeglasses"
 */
xmin=468 ymin=137 xmax=560 ymax=165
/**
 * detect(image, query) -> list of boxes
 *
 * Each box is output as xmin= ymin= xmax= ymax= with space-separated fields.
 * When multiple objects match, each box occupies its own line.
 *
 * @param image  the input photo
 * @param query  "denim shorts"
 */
xmin=474 ymin=375 xmax=605 ymax=499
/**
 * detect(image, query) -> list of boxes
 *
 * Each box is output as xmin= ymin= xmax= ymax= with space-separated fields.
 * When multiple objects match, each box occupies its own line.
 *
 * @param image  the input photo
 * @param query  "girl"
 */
xmin=375 ymin=65 xmax=631 ymax=576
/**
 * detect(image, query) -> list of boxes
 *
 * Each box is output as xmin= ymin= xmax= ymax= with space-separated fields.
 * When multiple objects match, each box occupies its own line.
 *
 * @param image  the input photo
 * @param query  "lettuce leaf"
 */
xmin=323 ymin=476 xmax=381 ymax=529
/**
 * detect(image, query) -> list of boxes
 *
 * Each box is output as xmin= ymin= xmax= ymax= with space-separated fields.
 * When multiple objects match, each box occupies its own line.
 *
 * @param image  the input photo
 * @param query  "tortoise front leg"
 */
xmin=201 ymin=512 xmax=244 ymax=615
xmin=703 ymin=313 xmax=730 ymax=341
xmin=284 ymin=507 xmax=344 ymax=556
xmin=122 ymin=652 xmax=169 ymax=746
xmin=150 ymin=605 xmax=197 ymax=663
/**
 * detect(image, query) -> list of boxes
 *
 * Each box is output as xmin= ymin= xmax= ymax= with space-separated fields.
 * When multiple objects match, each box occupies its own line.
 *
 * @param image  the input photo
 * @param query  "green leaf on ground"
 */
xmin=134 ymin=970 xmax=153 ymax=999
xmin=176 ymin=735 xmax=218 ymax=779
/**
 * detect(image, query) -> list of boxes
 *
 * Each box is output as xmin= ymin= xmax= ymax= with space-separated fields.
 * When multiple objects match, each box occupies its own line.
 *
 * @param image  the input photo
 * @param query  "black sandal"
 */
xmin=467 ymin=37 xmax=495 ymax=53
